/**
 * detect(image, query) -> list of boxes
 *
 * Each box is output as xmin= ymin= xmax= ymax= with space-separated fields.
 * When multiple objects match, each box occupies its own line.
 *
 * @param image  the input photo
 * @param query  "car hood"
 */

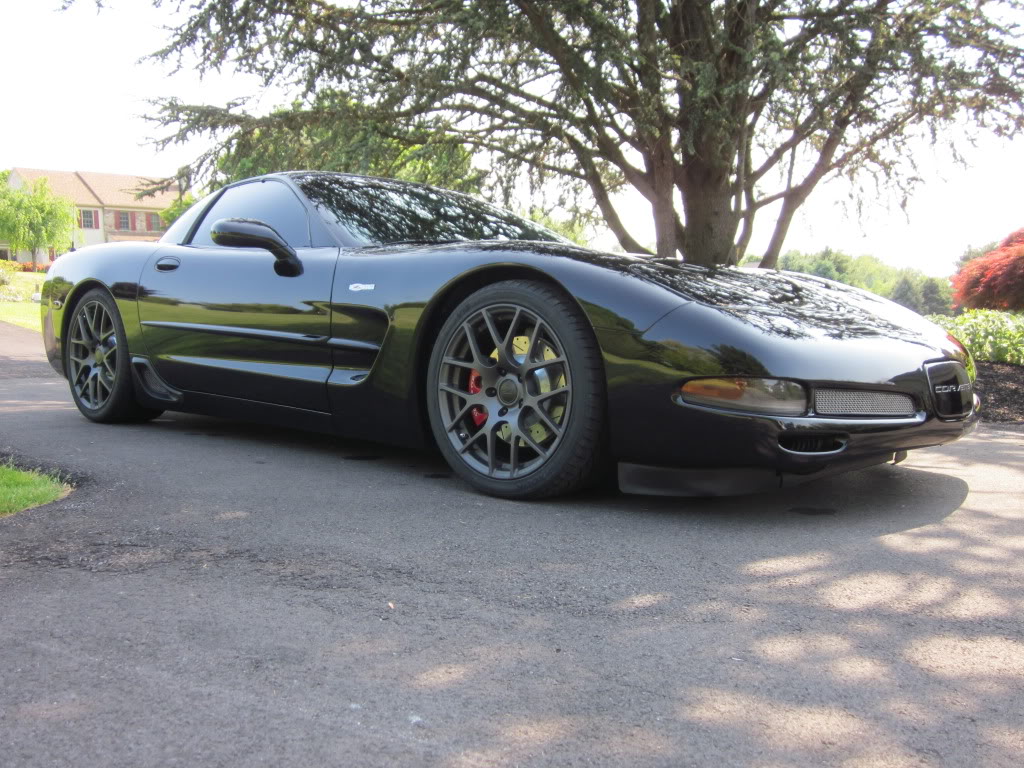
xmin=371 ymin=240 xmax=961 ymax=359
xmin=628 ymin=260 xmax=949 ymax=347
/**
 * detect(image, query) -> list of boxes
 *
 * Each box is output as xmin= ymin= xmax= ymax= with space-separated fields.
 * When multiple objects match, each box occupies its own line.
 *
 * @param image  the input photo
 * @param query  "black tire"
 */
xmin=64 ymin=288 xmax=163 ymax=423
xmin=426 ymin=280 xmax=605 ymax=499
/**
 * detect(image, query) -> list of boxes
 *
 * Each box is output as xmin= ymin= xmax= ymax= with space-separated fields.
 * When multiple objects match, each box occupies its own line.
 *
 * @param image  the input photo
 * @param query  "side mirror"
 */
xmin=210 ymin=218 xmax=303 ymax=276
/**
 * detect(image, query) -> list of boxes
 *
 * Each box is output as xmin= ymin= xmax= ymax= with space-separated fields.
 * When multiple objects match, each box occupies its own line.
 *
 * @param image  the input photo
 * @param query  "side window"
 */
xmin=160 ymin=192 xmax=215 ymax=245
xmin=190 ymin=180 xmax=311 ymax=248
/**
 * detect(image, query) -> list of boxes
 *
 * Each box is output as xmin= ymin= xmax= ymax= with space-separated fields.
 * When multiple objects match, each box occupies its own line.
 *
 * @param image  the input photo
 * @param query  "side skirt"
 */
xmin=130 ymin=355 xmax=334 ymax=435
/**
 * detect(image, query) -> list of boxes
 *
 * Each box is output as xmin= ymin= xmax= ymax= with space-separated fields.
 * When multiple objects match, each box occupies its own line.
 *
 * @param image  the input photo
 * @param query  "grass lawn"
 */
xmin=1 ymin=271 xmax=46 ymax=301
xmin=11 ymin=272 xmax=46 ymax=300
xmin=0 ymin=301 xmax=42 ymax=332
xmin=0 ymin=463 xmax=69 ymax=517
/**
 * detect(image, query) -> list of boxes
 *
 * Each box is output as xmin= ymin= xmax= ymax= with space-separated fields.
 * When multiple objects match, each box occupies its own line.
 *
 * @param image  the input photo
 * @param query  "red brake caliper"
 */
xmin=468 ymin=369 xmax=487 ymax=427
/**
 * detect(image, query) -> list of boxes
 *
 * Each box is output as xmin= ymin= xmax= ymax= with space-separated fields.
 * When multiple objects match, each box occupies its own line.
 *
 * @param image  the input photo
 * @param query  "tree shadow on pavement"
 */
xmin=5 ymin=405 xmax=1022 ymax=766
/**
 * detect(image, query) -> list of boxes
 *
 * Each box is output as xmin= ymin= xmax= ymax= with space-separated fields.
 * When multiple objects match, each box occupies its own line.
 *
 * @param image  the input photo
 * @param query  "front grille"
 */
xmin=814 ymin=389 xmax=916 ymax=417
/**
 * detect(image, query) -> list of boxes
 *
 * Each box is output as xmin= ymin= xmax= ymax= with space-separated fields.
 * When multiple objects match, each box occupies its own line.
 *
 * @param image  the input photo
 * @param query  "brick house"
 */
xmin=1 ymin=168 xmax=183 ymax=264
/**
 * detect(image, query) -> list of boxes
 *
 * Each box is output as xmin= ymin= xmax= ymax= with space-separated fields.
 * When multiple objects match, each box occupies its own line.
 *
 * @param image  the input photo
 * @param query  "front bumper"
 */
xmin=617 ymin=395 xmax=980 ymax=497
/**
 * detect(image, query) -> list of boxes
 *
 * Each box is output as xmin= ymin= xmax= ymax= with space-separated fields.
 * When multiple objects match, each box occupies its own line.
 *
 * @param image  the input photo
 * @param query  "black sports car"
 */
xmin=42 ymin=172 xmax=979 ymax=498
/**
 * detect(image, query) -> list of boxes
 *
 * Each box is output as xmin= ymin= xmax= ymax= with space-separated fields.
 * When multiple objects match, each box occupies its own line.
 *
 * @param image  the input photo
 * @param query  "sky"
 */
xmin=1 ymin=0 xmax=1020 ymax=277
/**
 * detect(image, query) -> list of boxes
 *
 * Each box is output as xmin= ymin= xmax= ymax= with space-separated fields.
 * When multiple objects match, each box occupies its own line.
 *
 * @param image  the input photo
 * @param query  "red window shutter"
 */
xmin=130 ymin=212 xmax=137 ymax=231
xmin=95 ymin=210 xmax=101 ymax=229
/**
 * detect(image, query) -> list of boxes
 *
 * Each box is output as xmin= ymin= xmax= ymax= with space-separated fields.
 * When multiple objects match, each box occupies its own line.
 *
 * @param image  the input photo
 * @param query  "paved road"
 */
xmin=2 ymin=320 xmax=1023 ymax=767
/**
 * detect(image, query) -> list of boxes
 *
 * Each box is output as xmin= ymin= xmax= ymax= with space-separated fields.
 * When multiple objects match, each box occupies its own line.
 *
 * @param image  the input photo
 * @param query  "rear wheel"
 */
xmin=65 ymin=288 xmax=163 ymax=423
xmin=426 ymin=280 xmax=605 ymax=499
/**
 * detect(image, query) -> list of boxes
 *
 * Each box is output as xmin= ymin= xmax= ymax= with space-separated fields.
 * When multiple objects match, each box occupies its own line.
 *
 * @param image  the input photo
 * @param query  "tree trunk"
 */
xmin=31 ymin=248 xmax=37 ymax=272
xmin=679 ymin=163 xmax=740 ymax=267
xmin=759 ymin=192 xmax=806 ymax=269
xmin=650 ymin=134 xmax=678 ymax=260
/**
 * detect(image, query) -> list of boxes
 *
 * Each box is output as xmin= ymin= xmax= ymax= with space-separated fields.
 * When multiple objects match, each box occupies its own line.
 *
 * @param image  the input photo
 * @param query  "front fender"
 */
xmin=42 ymin=242 xmax=164 ymax=376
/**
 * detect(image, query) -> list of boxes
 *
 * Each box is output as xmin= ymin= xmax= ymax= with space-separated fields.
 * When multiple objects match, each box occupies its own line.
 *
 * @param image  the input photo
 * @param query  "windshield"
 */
xmin=290 ymin=172 xmax=567 ymax=246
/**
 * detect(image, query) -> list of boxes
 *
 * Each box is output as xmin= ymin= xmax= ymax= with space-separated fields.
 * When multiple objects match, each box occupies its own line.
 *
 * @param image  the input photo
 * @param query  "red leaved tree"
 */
xmin=952 ymin=229 xmax=1024 ymax=311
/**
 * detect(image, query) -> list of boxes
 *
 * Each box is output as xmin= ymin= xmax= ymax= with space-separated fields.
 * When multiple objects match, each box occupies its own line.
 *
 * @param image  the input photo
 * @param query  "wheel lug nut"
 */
xmin=486 ymin=387 xmax=497 ymax=397
xmin=499 ymin=407 xmax=508 ymax=416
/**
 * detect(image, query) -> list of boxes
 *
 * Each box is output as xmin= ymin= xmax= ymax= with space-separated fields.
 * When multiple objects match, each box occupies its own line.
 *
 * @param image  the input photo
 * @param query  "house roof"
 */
xmin=10 ymin=168 xmax=182 ymax=211
xmin=76 ymin=171 xmax=181 ymax=210
xmin=11 ymin=168 xmax=100 ymax=207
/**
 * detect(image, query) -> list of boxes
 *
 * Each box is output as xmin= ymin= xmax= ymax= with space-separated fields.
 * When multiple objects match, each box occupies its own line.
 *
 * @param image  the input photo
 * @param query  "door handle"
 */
xmin=155 ymin=256 xmax=180 ymax=272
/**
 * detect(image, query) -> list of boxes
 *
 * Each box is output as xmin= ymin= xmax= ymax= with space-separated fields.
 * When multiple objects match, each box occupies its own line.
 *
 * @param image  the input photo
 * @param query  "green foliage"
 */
xmin=926 ymin=310 xmax=1024 ymax=365
xmin=0 ymin=259 xmax=18 ymax=287
xmin=891 ymin=274 xmax=925 ymax=314
xmin=0 ymin=179 xmax=76 ymax=269
xmin=779 ymin=249 xmax=953 ymax=315
xmin=778 ymin=249 xmax=853 ymax=283
xmin=161 ymin=193 xmax=196 ymax=226
xmin=524 ymin=210 xmax=590 ymax=247
xmin=209 ymin=96 xmax=487 ymax=194
xmin=88 ymin=0 xmax=1024 ymax=268
xmin=957 ymin=242 xmax=999 ymax=271
xmin=0 ymin=271 xmax=39 ymax=304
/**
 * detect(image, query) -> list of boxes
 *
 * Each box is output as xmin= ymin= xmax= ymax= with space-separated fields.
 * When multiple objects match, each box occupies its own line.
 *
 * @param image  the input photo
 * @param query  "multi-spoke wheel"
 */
xmin=427 ymin=280 xmax=605 ymax=499
xmin=64 ymin=288 xmax=163 ymax=423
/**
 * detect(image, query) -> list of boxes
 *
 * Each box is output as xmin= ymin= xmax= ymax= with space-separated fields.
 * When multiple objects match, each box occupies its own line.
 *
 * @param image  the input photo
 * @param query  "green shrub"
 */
xmin=0 ymin=260 xmax=18 ymax=286
xmin=926 ymin=310 xmax=1024 ymax=365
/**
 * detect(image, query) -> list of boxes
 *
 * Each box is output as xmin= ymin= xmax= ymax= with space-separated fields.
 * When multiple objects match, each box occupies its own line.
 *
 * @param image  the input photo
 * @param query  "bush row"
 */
xmin=926 ymin=310 xmax=1024 ymax=366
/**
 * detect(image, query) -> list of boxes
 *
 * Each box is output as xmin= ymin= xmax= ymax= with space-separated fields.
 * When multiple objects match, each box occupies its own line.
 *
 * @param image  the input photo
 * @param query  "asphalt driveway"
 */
xmin=2 ymin=320 xmax=1022 ymax=767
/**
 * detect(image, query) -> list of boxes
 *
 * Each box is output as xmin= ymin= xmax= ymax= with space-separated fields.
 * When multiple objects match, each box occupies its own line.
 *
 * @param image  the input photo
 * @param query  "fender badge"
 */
xmin=349 ymin=283 xmax=375 ymax=292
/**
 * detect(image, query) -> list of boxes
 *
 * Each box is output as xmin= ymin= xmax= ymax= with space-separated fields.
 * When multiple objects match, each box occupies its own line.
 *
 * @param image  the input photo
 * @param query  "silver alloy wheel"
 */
xmin=436 ymin=302 xmax=572 ymax=479
xmin=68 ymin=299 xmax=119 ymax=411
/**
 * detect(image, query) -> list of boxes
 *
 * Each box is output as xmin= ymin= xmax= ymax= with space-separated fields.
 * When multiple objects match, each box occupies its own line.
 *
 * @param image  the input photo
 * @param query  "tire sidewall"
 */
xmin=65 ymin=288 xmax=137 ymax=423
xmin=426 ymin=280 xmax=604 ymax=499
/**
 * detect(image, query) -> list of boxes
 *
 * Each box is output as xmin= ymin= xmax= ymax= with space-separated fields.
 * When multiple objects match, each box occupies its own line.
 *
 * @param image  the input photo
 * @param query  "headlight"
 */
xmin=679 ymin=377 xmax=808 ymax=416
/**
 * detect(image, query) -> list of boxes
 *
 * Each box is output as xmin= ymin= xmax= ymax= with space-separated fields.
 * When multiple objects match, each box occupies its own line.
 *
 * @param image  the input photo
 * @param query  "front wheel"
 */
xmin=426 ymin=280 xmax=605 ymax=499
xmin=64 ymin=288 xmax=163 ymax=423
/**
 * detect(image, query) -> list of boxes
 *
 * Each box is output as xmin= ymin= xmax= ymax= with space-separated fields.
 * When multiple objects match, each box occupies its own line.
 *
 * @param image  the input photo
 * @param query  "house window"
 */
xmin=118 ymin=212 xmax=131 ymax=230
xmin=80 ymin=209 xmax=96 ymax=229
xmin=147 ymin=213 xmax=163 ymax=230
xmin=0 ymin=249 xmax=9 ymax=261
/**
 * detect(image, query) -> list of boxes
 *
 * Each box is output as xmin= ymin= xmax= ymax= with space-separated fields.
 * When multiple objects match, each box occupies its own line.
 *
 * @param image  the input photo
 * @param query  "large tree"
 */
xmin=0 ymin=178 xmax=76 ymax=270
xmin=102 ymin=0 xmax=1024 ymax=266
xmin=210 ymin=96 xmax=486 ymax=192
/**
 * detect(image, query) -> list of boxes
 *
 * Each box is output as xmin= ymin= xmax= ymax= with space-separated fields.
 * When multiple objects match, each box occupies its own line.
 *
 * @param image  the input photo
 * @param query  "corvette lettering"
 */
xmin=349 ymin=283 xmax=376 ymax=292
xmin=935 ymin=384 xmax=972 ymax=393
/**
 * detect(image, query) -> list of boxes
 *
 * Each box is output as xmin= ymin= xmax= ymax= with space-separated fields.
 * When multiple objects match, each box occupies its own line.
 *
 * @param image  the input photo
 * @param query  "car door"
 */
xmin=137 ymin=178 xmax=338 ymax=412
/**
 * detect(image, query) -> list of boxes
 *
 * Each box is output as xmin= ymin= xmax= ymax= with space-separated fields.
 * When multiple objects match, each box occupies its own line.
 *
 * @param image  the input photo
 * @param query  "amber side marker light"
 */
xmin=679 ymin=377 xmax=808 ymax=416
